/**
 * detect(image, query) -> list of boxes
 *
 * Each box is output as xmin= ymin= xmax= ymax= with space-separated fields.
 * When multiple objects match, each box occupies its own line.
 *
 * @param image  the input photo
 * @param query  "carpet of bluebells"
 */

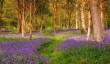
xmin=59 ymin=29 xmax=110 ymax=50
xmin=0 ymin=29 xmax=110 ymax=64
xmin=0 ymin=39 xmax=49 ymax=64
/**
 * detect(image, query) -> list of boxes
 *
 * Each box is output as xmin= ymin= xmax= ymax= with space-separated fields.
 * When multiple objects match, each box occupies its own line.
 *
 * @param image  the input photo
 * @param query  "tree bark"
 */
xmin=40 ymin=15 xmax=43 ymax=33
xmin=18 ymin=13 xmax=22 ymax=33
xmin=29 ymin=0 xmax=33 ymax=40
xmin=100 ymin=0 xmax=104 ymax=30
xmin=21 ymin=0 xmax=25 ymax=37
xmin=0 ymin=2 xmax=1 ymax=21
xmin=68 ymin=16 xmax=71 ymax=29
xmin=53 ymin=3 xmax=57 ymax=33
xmin=58 ymin=15 xmax=61 ymax=29
xmin=67 ymin=1 xmax=71 ymax=29
xmin=0 ymin=0 xmax=4 ymax=22
xmin=89 ymin=0 xmax=104 ymax=42
xmin=80 ymin=0 xmax=87 ymax=33
xmin=76 ymin=3 xmax=79 ymax=29
xmin=87 ymin=11 xmax=91 ymax=40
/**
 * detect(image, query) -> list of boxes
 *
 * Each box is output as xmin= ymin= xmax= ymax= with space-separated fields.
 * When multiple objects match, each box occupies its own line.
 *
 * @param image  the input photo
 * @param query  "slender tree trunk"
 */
xmin=87 ymin=11 xmax=91 ymax=40
xmin=0 ymin=0 xmax=4 ymax=22
xmin=53 ymin=12 xmax=56 ymax=32
xmin=40 ymin=15 xmax=43 ymax=33
xmin=80 ymin=0 xmax=87 ymax=32
xmin=29 ymin=0 xmax=33 ymax=40
xmin=105 ymin=20 xmax=107 ymax=29
xmin=89 ymin=0 xmax=104 ymax=42
xmin=18 ymin=13 xmax=22 ymax=33
xmin=76 ymin=3 xmax=79 ymax=29
xmin=78 ymin=9 xmax=81 ymax=29
xmin=32 ymin=0 xmax=36 ymax=30
xmin=68 ymin=2 xmax=71 ymax=29
xmin=0 ymin=5 xmax=2 ymax=21
xmin=53 ymin=4 xmax=57 ymax=33
xmin=21 ymin=0 xmax=25 ymax=37
xmin=68 ymin=16 xmax=71 ymax=29
xmin=58 ymin=15 xmax=61 ymax=29
xmin=100 ymin=0 xmax=104 ymax=30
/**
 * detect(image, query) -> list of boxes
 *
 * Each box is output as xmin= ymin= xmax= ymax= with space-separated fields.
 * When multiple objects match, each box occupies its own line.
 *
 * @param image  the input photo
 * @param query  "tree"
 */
xmin=21 ymin=0 xmax=25 ymax=37
xmin=80 ymin=0 xmax=87 ymax=33
xmin=35 ymin=0 xmax=49 ymax=32
xmin=49 ymin=0 xmax=58 ymax=32
xmin=75 ymin=0 xmax=81 ymax=29
xmin=0 ymin=0 xmax=4 ymax=22
xmin=100 ymin=0 xmax=104 ymax=30
xmin=86 ymin=0 xmax=92 ymax=40
xmin=104 ymin=0 xmax=110 ymax=28
xmin=63 ymin=0 xmax=75 ymax=29
xmin=16 ymin=0 xmax=22 ymax=33
xmin=87 ymin=11 xmax=91 ymax=40
xmin=29 ymin=0 xmax=33 ymax=40
xmin=89 ymin=0 xmax=104 ymax=42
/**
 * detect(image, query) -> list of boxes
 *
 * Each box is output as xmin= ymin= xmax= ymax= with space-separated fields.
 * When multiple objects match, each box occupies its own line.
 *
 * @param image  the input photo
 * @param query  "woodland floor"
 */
xmin=0 ymin=29 xmax=110 ymax=64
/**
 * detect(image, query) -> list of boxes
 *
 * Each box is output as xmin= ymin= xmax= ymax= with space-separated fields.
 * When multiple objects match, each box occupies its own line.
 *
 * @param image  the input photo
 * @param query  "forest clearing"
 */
xmin=0 ymin=0 xmax=110 ymax=64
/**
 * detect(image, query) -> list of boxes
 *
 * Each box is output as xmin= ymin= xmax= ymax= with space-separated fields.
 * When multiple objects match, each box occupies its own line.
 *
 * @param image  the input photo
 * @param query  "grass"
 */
xmin=36 ymin=35 xmax=65 ymax=64
xmin=0 ymin=37 xmax=27 ymax=42
xmin=42 ymin=29 xmax=54 ymax=36
xmin=36 ymin=35 xmax=110 ymax=64
xmin=1 ymin=30 xmax=110 ymax=64
xmin=0 ymin=36 xmax=43 ymax=42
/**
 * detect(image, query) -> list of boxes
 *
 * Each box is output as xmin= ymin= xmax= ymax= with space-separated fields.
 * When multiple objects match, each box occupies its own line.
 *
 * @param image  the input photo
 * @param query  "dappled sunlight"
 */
xmin=0 ymin=0 xmax=110 ymax=63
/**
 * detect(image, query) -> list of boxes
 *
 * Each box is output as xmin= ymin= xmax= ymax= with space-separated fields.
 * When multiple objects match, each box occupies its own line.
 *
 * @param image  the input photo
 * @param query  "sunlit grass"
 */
xmin=36 ymin=35 xmax=110 ymax=64
xmin=0 ymin=37 xmax=27 ymax=42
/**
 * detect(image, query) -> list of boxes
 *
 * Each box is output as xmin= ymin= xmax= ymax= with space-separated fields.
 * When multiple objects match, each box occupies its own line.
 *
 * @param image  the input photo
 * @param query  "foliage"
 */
xmin=35 ymin=35 xmax=110 ymax=64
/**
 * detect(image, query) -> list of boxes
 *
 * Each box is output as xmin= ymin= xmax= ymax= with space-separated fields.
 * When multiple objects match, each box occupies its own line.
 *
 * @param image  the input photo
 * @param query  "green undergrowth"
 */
xmin=50 ymin=46 xmax=110 ymax=64
xmin=42 ymin=30 xmax=54 ymax=36
xmin=36 ymin=36 xmax=110 ymax=64
xmin=0 ymin=36 xmax=44 ymax=42
xmin=0 ymin=37 xmax=27 ymax=42
xmin=36 ymin=35 xmax=65 ymax=63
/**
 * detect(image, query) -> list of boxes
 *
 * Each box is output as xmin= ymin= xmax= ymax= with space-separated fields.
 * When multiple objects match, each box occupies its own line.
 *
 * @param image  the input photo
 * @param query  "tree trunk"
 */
xmin=58 ymin=15 xmax=61 ymax=29
xmin=0 ymin=5 xmax=2 ymax=21
xmin=68 ymin=2 xmax=71 ymax=29
xmin=68 ymin=17 xmax=71 ymax=29
xmin=100 ymin=0 xmax=104 ymax=30
xmin=76 ymin=3 xmax=79 ymax=29
xmin=53 ymin=4 xmax=57 ymax=33
xmin=40 ymin=15 xmax=43 ymax=33
xmin=80 ymin=0 xmax=87 ymax=33
xmin=78 ymin=9 xmax=81 ymax=29
xmin=87 ymin=11 xmax=91 ymax=40
xmin=89 ymin=0 xmax=104 ymax=42
xmin=0 ymin=0 xmax=4 ymax=22
xmin=21 ymin=0 xmax=25 ymax=37
xmin=29 ymin=0 xmax=33 ymax=40
xmin=105 ymin=20 xmax=107 ymax=29
xmin=18 ymin=13 xmax=22 ymax=33
xmin=53 ymin=13 xmax=56 ymax=32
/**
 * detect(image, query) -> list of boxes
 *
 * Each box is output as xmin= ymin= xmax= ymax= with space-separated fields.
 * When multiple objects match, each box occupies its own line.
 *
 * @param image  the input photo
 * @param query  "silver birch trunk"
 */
xmin=76 ymin=3 xmax=79 ymax=29
xmin=21 ymin=0 xmax=25 ymax=38
xmin=81 ymin=1 xmax=87 ymax=32
xmin=89 ymin=0 xmax=104 ymax=42
xmin=87 ymin=11 xmax=91 ymax=40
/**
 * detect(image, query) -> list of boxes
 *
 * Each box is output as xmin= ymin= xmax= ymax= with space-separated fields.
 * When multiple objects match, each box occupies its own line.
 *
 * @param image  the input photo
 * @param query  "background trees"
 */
xmin=1 ymin=0 xmax=110 ymax=42
xmin=0 ymin=0 xmax=4 ymax=22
